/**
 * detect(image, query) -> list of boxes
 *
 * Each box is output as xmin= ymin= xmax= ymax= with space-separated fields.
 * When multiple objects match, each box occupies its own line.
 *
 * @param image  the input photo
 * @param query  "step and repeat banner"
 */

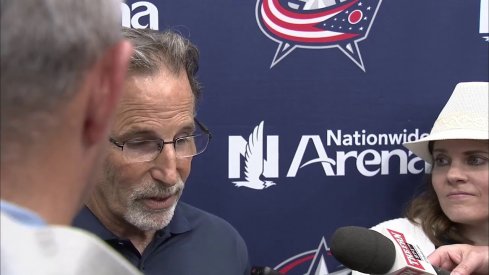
xmin=123 ymin=0 xmax=488 ymax=273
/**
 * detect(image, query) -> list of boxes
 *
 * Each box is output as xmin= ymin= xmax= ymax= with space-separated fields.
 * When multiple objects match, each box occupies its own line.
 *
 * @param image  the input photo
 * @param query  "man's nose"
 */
xmin=150 ymin=144 xmax=179 ymax=186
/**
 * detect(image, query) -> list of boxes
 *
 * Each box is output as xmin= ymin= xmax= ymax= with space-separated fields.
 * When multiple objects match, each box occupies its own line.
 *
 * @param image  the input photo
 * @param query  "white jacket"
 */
xmin=1 ymin=211 xmax=141 ymax=275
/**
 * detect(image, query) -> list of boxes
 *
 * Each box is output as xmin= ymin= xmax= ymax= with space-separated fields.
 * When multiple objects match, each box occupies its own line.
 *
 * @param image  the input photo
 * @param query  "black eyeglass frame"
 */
xmin=109 ymin=118 xmax=212 ymax=160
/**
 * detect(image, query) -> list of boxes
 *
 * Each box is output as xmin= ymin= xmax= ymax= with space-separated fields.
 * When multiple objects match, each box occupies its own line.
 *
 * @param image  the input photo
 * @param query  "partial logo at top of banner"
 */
xmin=121 ymin=1 xmax=159 ymax=30
xmin=255 ymin=0 xmax=383 ymax=71
xmin=480 ymin=0 xmax=489 ymax=41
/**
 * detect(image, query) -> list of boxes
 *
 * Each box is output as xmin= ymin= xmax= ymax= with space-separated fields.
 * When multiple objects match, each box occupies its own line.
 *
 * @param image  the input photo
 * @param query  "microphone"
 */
xmin=330 ymin=226 xmax=450 ymax=275
xmin=250 ymin=266 xmax=283 ymax=275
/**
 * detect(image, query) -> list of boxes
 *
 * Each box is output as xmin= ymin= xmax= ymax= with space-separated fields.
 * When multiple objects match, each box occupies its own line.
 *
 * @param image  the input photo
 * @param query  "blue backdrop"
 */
xmin=122 ymin=0 xmax=489 ymax=273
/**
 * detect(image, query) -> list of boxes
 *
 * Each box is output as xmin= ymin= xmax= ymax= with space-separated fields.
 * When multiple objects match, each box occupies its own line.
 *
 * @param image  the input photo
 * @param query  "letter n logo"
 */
xmin=228 ymin=121 xmax=279 ymax=189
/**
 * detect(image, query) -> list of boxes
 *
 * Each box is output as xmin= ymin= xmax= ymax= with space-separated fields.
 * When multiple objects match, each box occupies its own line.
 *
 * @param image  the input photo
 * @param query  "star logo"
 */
xmin=273 ymin=237 xmax=351 ymax=275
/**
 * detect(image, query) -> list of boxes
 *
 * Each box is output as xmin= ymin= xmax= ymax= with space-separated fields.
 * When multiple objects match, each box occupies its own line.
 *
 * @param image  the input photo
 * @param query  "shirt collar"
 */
xmin=73 ymin=202 xmax=192 ymax=241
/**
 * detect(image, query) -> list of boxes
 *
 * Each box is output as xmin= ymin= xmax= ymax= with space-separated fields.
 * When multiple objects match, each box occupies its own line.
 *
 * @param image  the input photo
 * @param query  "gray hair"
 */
xmin=1 ymin=0 xmax=122 ymax=159
xmin=121 ymin=27 xmax=201 ymax=100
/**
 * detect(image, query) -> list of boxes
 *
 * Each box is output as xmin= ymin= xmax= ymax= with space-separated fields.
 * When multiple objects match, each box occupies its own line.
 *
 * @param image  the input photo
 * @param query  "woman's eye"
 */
xmin=433 ymin=155 xmax=449 ymax=167
xmin=467 ymin=155 xmax=488 ymax=166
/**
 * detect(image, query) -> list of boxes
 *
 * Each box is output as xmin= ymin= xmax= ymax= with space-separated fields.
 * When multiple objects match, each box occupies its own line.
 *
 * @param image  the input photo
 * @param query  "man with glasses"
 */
xmin=74 ymin=27 xmax=251 ymax=275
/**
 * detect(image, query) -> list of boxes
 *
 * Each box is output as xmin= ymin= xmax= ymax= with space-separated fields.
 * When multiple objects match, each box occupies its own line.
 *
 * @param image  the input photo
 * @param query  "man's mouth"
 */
xmin=140 ymin=194 xmax=176 ymax=210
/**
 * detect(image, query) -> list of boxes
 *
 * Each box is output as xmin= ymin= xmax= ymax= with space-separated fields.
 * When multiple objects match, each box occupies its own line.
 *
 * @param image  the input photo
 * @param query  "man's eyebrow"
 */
xmin=181 ymin=123 xmax=196 ymax=132
xmin=118 ymin=128 xmax=159 ymax=140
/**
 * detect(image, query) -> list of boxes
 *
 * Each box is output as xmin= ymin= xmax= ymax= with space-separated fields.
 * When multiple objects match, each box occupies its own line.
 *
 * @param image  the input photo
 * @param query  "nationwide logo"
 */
xmin=255 ymin=0 xmax=383 ymax=71
xmin=273 ymin=237 xmax=351 ymax=275
xmin=232 ymin=121 xmax=277 ymax=190
xmin=228 ymin=121 xmax=431 ymax=187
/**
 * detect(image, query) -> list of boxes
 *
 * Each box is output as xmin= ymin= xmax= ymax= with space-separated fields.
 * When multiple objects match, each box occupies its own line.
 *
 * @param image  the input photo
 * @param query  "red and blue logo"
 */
xmin=273 ymin=237 xmax=351 ymax=275
xmin=256 ymin=0 xmax=382 ymax=71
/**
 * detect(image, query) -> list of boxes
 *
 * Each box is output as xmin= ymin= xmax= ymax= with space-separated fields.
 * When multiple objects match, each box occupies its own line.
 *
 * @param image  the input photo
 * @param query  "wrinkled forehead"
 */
xmin=111 ymin=69 xmax=196 ymax=136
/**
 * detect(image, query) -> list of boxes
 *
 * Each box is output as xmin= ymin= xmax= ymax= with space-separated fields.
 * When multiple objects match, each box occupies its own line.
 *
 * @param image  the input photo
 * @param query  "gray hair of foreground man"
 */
xmin=1 ymin=0 xmax=122 ymax=160
xmin=121 ymin=27 xmax=201 ymax=100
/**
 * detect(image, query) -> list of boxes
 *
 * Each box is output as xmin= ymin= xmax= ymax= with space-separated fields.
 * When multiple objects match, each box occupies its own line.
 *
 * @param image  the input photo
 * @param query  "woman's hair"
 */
xmin=404 ymin=141 xmax=473 ymax=246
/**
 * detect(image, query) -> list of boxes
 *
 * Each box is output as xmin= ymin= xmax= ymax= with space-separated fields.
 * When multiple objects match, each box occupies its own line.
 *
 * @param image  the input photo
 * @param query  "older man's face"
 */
xmin=94 ymin=68 xmax=195 ymax=231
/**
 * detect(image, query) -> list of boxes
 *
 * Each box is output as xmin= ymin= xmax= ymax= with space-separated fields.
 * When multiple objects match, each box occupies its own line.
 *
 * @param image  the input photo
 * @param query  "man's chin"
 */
xmin=125 ymin=204 xmax=177 ymax=231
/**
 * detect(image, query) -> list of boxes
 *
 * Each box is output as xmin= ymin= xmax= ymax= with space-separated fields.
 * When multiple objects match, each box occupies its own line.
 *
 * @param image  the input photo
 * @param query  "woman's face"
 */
xmin=431 ymin=139 xmax=489 ymax=227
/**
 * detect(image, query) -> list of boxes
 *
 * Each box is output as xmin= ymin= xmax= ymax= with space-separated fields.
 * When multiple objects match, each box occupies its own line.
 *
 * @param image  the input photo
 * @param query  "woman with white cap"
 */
xmin=352 ymin=81 xmax=488 ymax=275
xmin=403 ymin=81 xmax=488 ymax=248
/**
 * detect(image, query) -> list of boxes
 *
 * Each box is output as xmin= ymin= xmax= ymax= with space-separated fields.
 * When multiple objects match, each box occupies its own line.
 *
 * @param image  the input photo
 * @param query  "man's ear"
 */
xmin=83 ymin=40 xmax=133 ymax=146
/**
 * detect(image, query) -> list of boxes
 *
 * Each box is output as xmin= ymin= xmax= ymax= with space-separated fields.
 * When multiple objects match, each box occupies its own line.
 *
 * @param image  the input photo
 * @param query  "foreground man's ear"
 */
xmin=83 ymin=40 xmax=133 ymax=146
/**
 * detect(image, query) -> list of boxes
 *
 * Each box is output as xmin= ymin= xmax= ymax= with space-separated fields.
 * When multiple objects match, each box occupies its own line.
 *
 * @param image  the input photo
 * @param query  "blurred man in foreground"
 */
xmin=74 ymin=27 xmax=251 ymax=275
xmin=1 ymin=0 xmax=138 ymax=274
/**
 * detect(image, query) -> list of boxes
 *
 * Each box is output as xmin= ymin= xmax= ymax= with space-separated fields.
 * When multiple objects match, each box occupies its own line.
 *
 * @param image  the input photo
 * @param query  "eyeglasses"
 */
xmin=109 ymin=119 xmax=212 ymax=163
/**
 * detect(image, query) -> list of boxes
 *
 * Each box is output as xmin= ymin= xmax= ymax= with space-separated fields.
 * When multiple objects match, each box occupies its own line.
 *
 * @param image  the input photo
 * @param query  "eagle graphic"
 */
xmin=233 ymin=121 xmax=276 ymax=190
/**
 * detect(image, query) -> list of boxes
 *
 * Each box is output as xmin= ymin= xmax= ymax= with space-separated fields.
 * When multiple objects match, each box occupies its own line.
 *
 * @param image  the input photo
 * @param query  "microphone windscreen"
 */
xmin=251 ymin=266 xmax=283 ymax=275
xmin=330 ymin=226 xmax=396 ymax=274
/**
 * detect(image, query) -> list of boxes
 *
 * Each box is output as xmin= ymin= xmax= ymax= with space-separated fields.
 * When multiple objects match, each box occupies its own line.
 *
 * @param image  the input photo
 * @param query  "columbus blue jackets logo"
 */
xmin=256 ymin=0 xmax=382 ymax=71
xmin=273 ymin=237 xmax=351 ymax=275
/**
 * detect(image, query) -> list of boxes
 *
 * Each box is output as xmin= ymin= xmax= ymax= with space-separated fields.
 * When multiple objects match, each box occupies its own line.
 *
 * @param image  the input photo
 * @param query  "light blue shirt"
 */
xmin=0 ymin=200 xmax=46 ymax=227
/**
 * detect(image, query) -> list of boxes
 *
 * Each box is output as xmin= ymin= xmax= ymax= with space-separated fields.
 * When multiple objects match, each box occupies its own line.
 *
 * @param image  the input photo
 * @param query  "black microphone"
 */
xmin=330 ymin=226 xmax=450 ymax=275
xmin=250 ymin=266 xmax=283 ymax=275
